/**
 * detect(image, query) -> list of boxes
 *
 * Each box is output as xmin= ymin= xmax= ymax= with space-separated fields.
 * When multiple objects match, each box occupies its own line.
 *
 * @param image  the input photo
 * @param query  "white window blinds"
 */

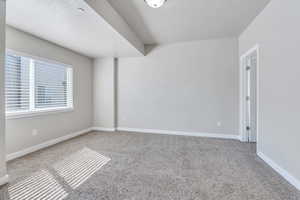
xmin=5 ymin=54 xmax=30 ymax=112
xmin=35 ymin=60 xmax=72 ymax=109
xmin=5 ymin=51 xmax=73 ymax=117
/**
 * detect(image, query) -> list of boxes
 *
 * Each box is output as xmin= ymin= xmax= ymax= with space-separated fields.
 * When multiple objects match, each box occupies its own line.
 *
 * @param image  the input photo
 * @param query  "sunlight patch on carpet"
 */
xmin=53 ymin=147 xmax=111 ymax=189
xmin=8 ymin=169 xmax=68 ymax=200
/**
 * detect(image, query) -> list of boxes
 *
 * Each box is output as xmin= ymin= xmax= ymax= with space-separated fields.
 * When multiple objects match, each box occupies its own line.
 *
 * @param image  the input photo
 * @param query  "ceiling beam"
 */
xmin=84 ymin=0 xmax=145 ymax=56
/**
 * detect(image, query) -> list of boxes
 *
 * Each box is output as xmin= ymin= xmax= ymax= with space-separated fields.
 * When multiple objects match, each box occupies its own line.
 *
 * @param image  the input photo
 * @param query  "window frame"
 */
xmin=5 ymin=49 xmax=74 ymax=120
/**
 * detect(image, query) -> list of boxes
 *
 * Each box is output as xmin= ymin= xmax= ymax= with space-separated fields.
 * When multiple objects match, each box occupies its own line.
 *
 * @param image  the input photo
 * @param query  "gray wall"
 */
xmin=93 ymin=58 xmax=116 ymax=129
xmin=118 ymin=38 xmax=239 ymax=135
xmin=239 ymin=0 xmax=300 ymax=184
xmin=0 ymin=0 xmax=7 ymax=182
xmin=5 ymin=26 xmax=93 ymax=155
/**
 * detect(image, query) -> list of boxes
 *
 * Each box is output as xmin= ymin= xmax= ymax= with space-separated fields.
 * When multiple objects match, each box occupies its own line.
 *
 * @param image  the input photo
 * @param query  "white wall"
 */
xmin=0 ymin=0 xmax=7 ymax=184
xmin=93 ymin=58 xmax=116 ymax=129
xmin=239 ymin=0 xmax=300 ymax=189
xmin=118 ymin=38 xmax=239 ymax=135
xmin=5 ymin=26 xmax=93 ymax=155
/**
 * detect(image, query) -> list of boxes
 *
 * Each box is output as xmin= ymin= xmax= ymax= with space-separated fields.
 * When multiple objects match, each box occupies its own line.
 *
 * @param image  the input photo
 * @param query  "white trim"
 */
xmin=0 ymin=174 xmax=9 ymax=186
xmin=257 ymin=151 xmax=300 ymax=191
xmin=5 ymin=49 xmax=74 ymax=119
xmin=241 ymin=44 xmax=260 ymax=59
xmin=29 ymin=58 xmax=35 ymax=110
xmin=6 ymin=127 xmax=92 ymax=161
xmin=6 ymin=49 xmax=72 ymax=68
xmin=117 ymin=127 xmax=240 ymax=140
xmin=237 ymin=134 xmax=243 ymax=142
xmin=67 ymin=68 xmax=74 ymax=108
xmin=6 ymin=107 xmax=74 ymax=120
xmin=92 ymin=127 xmax=116 ymax=132
xmin=239 ymin=44 xmax=260 ymax=142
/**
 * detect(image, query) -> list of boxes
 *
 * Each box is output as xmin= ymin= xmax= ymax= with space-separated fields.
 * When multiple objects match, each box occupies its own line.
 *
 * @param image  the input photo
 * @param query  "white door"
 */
xmin=242 ymin=47 xmax=258 ymax=143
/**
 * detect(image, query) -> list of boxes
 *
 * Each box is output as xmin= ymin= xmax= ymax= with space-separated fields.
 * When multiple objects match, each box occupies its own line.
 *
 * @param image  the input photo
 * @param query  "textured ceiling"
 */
xmin=6 ymin=0 xmax=144 ymax=58
xmin=6 ymin=0 xmax=271 ymax=57
xmin=107 ymin=0 xmax=271 ymax=44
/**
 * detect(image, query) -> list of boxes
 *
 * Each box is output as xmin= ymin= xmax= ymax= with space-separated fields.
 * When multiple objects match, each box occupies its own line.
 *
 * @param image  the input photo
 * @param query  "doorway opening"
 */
xmin=240 ymin=45 xmax=259 ymax=143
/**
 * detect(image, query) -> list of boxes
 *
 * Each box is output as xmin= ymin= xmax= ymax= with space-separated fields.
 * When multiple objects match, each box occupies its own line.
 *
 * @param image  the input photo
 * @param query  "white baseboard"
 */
xmin=117 ymin=127 xmax=240 ymax=140
xmin=92 ymin=127 xmax=116 ymax=132
xmin=257 ymin=151 xmax=300 ymax=191
xmin=0 ymin=174 xmax=9 ymax=186
xmin=6 ymin=127 xmax=93 ymax=161
xmin=239 ymin=136 xmax=247 ymax=142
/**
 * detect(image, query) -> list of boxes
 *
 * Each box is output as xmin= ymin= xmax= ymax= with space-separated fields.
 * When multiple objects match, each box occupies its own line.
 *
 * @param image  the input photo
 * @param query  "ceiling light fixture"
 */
xmin=78 ymin=8 xmax=85 ymax=12
xmin=144 ymin=0 xmax=167 ymax=8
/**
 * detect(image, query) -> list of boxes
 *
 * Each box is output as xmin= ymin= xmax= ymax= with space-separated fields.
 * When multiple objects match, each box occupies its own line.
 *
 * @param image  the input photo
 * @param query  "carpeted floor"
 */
xmin=0 ymin=131 xmax=299 ymax=200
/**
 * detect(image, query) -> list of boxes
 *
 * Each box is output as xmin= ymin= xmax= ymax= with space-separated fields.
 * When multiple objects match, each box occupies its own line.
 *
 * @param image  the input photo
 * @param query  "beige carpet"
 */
xmin=0 ymin=131 xmax=299 ymax=200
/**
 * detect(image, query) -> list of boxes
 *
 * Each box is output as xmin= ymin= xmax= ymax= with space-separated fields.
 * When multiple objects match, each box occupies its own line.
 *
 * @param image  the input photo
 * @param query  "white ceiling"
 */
xmin=6 ymin=0 xmax=271 ymax=58
xmin=6 ymin=0 xmax=144 ymax=58
xmin=107 ymin=0 xmax=271 ymax=44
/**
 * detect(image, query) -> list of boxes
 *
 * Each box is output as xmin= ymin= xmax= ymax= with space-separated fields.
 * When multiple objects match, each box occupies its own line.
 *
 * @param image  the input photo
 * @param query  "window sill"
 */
xmin=6 ymin=107 xmax=74 ymax=120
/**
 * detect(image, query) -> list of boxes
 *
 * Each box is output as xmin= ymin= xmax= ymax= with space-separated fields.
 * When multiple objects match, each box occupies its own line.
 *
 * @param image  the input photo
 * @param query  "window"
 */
xmin=5 ymin=51 xmax=73 ymax=119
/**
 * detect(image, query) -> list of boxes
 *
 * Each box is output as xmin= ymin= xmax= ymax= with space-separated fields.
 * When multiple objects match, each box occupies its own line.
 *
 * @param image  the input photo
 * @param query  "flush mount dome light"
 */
xmin=144 ymin=0 xmax=167 ymax=8
xmin=77 ymin=7 xmax=85 ymax=12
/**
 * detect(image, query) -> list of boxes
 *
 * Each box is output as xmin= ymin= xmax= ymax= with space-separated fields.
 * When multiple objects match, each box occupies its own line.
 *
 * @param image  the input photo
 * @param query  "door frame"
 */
xmin=239 ymin=44 xmax=260 ymax=142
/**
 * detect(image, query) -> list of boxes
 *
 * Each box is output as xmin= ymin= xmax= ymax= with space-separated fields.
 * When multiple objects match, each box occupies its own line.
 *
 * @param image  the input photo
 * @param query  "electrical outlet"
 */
xmin=217 ymin=122 xmax=222 ymax=127
xmin=32 ymin=129 xmax=38 ymax=136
